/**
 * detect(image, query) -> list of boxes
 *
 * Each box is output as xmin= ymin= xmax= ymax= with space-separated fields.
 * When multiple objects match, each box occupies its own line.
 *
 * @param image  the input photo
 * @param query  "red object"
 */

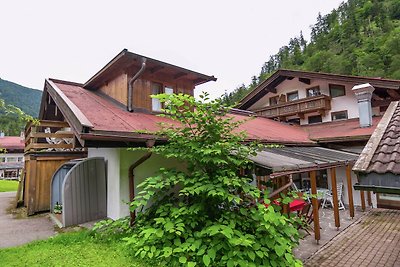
xmin=264 ymin=199 xmax=306 ymax=212
xmin=0 ymin=136 xmax=24 ymax=152
xmin=289 ymin=199 xmax=306 ymax=212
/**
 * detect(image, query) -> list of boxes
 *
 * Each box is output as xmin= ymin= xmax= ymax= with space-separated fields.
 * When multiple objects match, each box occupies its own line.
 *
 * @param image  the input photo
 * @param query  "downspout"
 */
xmin=128 ymin=57 xmax=147 ymax=112
xmin=128 ymin=151 xmax=153 ymax=226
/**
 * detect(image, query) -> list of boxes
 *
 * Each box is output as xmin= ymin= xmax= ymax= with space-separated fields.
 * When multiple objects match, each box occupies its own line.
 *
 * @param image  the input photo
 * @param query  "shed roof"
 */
xmin=252 ymin=146 xmax=359 ymax=177
xmin=353 ymin=101 xmax=400 ymax=174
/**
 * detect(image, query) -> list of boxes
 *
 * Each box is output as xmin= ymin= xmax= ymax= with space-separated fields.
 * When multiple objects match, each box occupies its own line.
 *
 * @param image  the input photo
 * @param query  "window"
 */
xmin=331 ymin=110 xmax=348 ymax=121
xmin=7 ymin=157 xmax=17 ymax=163
xmin=287 ymin=118 xmax=300 ymax=125
xmin=269 ymin=96 xmax=279 ymax=106
xmin=306 ymin=86 xmax=321 ymax=97
xmin=152 ymin=83 xmax=174 ymax=112
xmin=329 ymin=84 xmax=346 ymax=98
xmin=151 ymin=82 xmax=163 ymax=111
xmin=287 ymin=91 xmax=299 ymax=102
xmin=308 ymin=115 xmax=322 ymax=124
xmin=17 ymin=157 xmax=23 ymax=162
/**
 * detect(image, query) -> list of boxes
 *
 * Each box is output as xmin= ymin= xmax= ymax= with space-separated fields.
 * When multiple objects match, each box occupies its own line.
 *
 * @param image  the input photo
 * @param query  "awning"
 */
xmin=251 ymin=146 xmax=359 ymax=178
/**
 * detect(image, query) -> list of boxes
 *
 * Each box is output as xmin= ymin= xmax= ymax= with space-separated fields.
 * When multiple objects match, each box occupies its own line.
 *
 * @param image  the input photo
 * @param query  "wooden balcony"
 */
xmin=253 ymin=95 xmax=331 ymax=119
xmin=24 ymin=120 xmax=78 ymax=152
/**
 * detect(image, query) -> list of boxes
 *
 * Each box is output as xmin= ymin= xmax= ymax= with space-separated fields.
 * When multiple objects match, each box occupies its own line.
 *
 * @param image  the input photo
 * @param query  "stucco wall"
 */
xmin=249 ymin=78 xmax=362 ymax=125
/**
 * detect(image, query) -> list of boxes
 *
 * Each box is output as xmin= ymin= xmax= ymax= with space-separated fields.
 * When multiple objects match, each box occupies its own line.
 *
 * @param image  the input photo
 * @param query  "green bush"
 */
xmin=98 ymin=93 xmax=302 ymax=266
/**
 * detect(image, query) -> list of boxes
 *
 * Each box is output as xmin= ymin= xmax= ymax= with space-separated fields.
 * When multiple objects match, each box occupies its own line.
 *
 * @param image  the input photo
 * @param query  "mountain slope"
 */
xmin=0 ymin=78 xmax=42 ymax=117
xmin=222 ymin=0 xmax=400 ymax=105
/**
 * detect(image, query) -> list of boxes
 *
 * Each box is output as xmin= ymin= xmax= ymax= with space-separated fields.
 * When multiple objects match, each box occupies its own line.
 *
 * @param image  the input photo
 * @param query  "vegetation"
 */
xmin=222 ymin=0 xmax=400 ymax=105
xmin=96 ymin=93 xmax=301 ymax=266
xmin=0 ymin=180 xmax=19 ymax=192
xmin=0 ymin=230 xmax=146 ymax=267
xmin=0 ymin=78 xmax=41 ymax=117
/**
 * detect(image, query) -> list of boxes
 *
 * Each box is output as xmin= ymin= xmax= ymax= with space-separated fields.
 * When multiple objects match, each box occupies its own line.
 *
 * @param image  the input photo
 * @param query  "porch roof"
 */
xmin=251 ymin=146 xmax=359 ymax=177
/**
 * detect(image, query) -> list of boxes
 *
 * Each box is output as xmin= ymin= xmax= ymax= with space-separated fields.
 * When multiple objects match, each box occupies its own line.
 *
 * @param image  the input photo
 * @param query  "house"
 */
xmin=237 ymin=70 xmax=400 ymax=212
xmin=0 ymin=133 xmax=24 ymax=180
xmin=353 ymin=101 xmax=400 ymax=209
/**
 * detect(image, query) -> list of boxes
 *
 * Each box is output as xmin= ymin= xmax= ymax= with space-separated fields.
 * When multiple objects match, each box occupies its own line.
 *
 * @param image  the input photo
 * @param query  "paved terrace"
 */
xmin=294 ymin=207 xmax=368 ymax=260
xmin=304 ymin=209 xmax=400 ymax=267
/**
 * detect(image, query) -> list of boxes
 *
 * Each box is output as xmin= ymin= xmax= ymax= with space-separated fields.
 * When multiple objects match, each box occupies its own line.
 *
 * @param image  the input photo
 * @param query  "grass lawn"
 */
xmin=0 ymin=180 xmax=19 ymax=192
xmin=0 ymin=230 xmax=148 ymax=267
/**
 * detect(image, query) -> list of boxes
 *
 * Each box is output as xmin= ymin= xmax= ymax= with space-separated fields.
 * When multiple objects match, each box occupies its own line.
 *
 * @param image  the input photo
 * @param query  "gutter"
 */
xmin=353 ymin=183 xmax=400 ymax=195
xmin=128 ymin=58 xmax=147 ymax=112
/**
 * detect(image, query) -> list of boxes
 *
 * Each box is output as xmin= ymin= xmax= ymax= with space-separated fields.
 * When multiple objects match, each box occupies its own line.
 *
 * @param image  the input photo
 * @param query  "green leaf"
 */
xmin=179 ymin=256 xmax=187 ymax=264
xmin=203 ymin=255 xmax=211 ymax=266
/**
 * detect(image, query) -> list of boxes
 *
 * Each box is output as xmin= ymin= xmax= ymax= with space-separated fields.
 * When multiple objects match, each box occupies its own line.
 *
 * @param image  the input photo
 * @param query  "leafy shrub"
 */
xmin=102 ymin=93 xmax=302 ymax=266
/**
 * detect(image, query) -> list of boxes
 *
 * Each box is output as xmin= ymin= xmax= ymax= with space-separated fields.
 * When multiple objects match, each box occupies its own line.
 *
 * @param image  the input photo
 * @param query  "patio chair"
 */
xmin=297 ymin=199 xmax=322 ymax=236
xmin=322 ymin=182 xmax=345 ymax=210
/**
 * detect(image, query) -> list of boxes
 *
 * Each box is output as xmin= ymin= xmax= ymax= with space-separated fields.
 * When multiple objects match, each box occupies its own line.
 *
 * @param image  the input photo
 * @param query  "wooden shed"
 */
xmin=50 ymin=157 xmax=107 ymax=227
xmin=23 ymin=120 xmax=87 ymax=215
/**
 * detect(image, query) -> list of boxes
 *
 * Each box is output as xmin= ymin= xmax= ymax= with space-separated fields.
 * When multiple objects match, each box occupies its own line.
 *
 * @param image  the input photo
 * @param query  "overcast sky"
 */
xmin=0 ymin=0 xmax=344 ymax=99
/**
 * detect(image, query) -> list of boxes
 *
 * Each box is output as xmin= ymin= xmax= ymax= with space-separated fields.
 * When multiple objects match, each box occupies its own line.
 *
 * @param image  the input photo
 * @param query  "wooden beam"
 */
xmin=310 ymin=170 xmax=320 ymax=243
xmin=372 ymin=93 xmax=384 ymax=101
xmin=387 ymin=89 xmax=400 ymax=99
xmin=330 ymin=168 xmax=340 ymax=230
xmin=346 ymin=164 xmax=355 ymax=218
xmin=367 ymin=191 xmax=372 ymax=207
xmin=299 ymin=77 xmax=311 ymax=85
xmin=173 ymin=72 xmax=187 ymax=80
xmin=149 ymin=66 xmax=164 ymax=74
xmin=360 ymin=190 xmax=366 ymax=211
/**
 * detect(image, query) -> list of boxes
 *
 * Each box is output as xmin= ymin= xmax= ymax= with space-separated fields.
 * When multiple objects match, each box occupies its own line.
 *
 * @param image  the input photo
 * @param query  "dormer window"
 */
xmin=152 ymin=83 xmax=174 ymax=112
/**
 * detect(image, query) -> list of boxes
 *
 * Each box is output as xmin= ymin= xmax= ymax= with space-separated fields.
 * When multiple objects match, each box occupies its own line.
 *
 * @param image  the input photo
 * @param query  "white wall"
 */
xmin=89 ymin=148 xmax=187 ymax=220
xmin=326 ymin=166 xmax=377 ymax=208
xmin=249 ymin=78 xmax=361 ymax=125
xmin=0 ymin=152 xmax=24 ymax=163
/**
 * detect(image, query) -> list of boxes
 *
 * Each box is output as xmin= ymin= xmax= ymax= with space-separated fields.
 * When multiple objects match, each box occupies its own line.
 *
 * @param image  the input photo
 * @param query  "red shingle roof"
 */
xmin=301 ymin=117 xmax=381 ymax=142
xmin=53 ymin=81 xmax=313 ymax=145
xmin=0 ymin=136 xmax=24 ymax=151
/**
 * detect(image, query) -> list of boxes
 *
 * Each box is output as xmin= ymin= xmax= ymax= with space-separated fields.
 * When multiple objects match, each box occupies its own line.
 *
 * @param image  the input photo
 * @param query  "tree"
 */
xmin=0 ymin=99 xmax=33 ymax=136
xmin=120 ymin=93 xmax=301 ymax=266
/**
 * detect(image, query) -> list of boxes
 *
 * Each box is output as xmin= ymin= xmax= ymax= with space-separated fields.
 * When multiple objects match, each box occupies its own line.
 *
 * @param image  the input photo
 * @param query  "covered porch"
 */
xmin=251 ymin=146 xmax=373 ymax=244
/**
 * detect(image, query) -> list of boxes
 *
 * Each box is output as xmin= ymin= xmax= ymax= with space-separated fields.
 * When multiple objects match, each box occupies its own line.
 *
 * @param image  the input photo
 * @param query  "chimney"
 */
xmin=352 ymin=83 xmax=375 ymax=127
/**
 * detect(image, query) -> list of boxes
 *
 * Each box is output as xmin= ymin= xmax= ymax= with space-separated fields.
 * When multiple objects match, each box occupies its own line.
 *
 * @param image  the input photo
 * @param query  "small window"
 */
xmin=308 ymin=115 xmax=323 ymax=124
xmin=269 ymin=96 xmax=279 ymax=106
xmin=287 ymin=118 xmax=300 ymax=125
xmin=17 ymin=157 xmax=23 ymax=162
xmin=287 ymin=91 xmax=299 ymax=102
xmin=306 ymin=86 xmax=321 ymax=97
xmin=7 ymin=157 xmax=17 ymax=163
xmin=331 ymin=110 xmax=348 ymax=121
xmin=151 ymin=83 xmax=163 ymax=111
xmin=329 ymin=84 xmax=346 ymax=98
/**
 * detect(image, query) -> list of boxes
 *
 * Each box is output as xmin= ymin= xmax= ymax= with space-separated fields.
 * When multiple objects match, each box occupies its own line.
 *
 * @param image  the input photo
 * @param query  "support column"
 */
xmin=346 ymin=164 xmax=355 ymax=218
xmin=367 ymin=191 xmax=372 ymax=207
xmin=330 ymin=168 xmax=340 ymax=230
xmin=360 ymin=190 xmax=366 ymax=211
xmin=310 ymin=170 xmax=320 ymax=243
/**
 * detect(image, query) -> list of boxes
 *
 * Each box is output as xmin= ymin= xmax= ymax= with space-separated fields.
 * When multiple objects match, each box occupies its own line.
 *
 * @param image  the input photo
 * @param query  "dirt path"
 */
xmin=0 ymin=192 xmax=56 ymax=248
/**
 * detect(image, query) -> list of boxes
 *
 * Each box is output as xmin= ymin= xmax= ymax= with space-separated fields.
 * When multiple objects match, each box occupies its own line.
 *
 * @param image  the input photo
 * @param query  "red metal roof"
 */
xmin=301 ymin=117 xmax=381 ymax=142
xmin=0 ymin=136 xmax=24 ymax=151
xmin=53 ymin=81 xmax=313 ymax=144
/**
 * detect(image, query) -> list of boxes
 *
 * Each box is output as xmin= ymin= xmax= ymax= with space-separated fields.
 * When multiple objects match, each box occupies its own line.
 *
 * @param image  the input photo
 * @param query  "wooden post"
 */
xmin=360 ymin=190 xmax=366 ymax=211
xmin=330 ymin=168 xmax=340 ymax=230
xmin=367 ymin=191 xmax=372 ymax=207
xmin=346 ymin=164 xmax=355 ymax=218
xmin=310 ymin=170 xmax=320 ymax=243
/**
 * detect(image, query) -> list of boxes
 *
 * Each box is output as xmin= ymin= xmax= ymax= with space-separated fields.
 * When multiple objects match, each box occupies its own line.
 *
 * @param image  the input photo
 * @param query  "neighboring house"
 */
xmin=353 ymin=101 xmax=400 ymax=209
xmin=238 ymin=70 xmax=400 ymax=210
xmin=0 ymin=133 xmax=24 ymax=180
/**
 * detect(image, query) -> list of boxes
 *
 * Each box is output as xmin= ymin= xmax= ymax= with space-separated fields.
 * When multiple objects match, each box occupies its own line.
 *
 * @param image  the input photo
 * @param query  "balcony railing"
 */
xmin=24 ymin=120 xmax=78 ymax=152
xmin=252 ymin=95 xmax=331 ymax=119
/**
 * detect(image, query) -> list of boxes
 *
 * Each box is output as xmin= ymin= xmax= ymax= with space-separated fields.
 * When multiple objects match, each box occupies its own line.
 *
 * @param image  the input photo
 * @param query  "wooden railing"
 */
xmin=253 ymin=95 xmax=331 ymax=118
xmin=24 ymin=120 xmax=76 ymax=152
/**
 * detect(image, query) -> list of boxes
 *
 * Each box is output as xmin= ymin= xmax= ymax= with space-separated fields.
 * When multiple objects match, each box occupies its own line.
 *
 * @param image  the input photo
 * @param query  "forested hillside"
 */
xmin=0 ymin=78 xmax=42 ymax=117
xmin=222 ymin=0 xmax=400 ymax=105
